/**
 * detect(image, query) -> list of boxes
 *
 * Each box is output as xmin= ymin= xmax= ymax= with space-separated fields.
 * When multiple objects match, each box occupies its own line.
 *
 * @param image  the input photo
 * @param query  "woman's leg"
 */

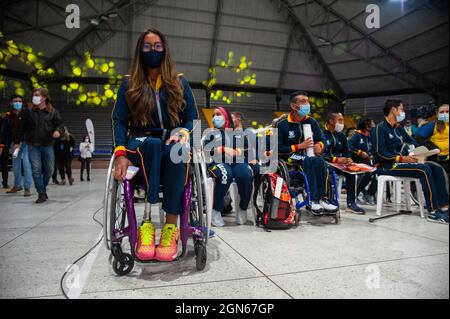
xmin=231 ymin=163 xmax=253 ymax=210
xmin=86 ymin=158 xmax=91 ymax=180
xmin=80 ymin=158 xmax=85 ymax=180
xmin=426 ymin=162 xmax=449 ymax=208
xmin=160 ymin=143 xmax=188 ymax=221
xmin=209 ymin=163 xmax=233 ymax=212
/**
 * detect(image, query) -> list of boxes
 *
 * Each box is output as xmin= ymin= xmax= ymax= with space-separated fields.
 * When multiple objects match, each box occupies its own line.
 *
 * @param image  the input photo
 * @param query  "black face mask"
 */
xmin=141 ymin=50 xmax=165 ymax=69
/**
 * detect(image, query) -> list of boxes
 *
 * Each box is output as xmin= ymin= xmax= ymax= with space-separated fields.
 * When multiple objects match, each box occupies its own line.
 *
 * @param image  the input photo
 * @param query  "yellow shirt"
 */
xmin=430 ymin=123 xmax=449 ymax=156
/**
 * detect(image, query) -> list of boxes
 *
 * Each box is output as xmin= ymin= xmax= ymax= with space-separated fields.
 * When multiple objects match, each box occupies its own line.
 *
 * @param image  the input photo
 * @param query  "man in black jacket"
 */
xmin=14 ymin=88 xmax=64 ymax=203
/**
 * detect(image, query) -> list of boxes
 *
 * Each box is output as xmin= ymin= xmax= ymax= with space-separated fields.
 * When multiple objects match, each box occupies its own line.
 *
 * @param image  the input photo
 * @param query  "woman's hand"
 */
xmin=114 ymin=156 xmax=132 ymax=181
xmin=313 ymin=142 xmax=323 ymax=155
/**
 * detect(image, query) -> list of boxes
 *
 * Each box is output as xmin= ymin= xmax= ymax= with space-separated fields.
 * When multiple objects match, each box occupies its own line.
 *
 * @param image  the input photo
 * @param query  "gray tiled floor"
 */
xmin=0 ymin=170 xmax=448 ymax=299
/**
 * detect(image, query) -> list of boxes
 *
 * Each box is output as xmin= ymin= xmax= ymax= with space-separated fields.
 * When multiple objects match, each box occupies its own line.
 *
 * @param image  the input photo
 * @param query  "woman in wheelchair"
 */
xmin=112 ymin=29 xmax=198 ymax=262
xmin=204 ymin=107 xmax=254 ymax=227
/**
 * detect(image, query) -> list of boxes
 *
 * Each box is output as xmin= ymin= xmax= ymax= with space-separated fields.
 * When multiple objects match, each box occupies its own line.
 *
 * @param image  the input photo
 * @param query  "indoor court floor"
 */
xmin=0 ymin=169 xmax=448 ymax=299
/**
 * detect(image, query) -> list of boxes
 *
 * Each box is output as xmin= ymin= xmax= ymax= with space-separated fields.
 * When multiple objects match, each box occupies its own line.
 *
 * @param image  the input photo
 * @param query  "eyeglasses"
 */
xmin=142 ymin=42 xmax=165 ymax=52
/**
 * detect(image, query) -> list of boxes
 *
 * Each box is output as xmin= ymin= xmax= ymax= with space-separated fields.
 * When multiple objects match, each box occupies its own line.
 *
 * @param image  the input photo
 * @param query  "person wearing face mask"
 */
xmin=204 ymin=107 xmax=253 ymax=227
xmin=277 ymin=91 xmax=337 ymax=215
xmin=372 ymin=99 xmax=449 ymax=224
xmin=112 ymin=29 xmax=198 ymax=262
xmin=79 ymin=135 xmax=93 ymax=181
xmin=13 ymin=88 xmax=65 ymax=204
xmin=415 ymin=104 xmax=449 ymax=174
xmin=0 ymin=95 xmax=33 ymax=196
xmin=322 ymin=112 xmax=366 ymax=214
xmin=404 ymin=120 xmax=413 ymax=136
xmin=348 ymin=118 xmax=378 ymax=205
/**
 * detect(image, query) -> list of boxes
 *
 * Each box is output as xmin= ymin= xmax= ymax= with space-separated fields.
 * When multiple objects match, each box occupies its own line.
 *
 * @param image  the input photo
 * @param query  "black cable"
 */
xmin=60 ymin=206 xmax=104 ymax=299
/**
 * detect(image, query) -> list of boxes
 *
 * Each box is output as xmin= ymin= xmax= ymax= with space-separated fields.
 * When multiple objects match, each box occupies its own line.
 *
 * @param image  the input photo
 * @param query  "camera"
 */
xmin=410 ymin=102 xmax=436 ymax=119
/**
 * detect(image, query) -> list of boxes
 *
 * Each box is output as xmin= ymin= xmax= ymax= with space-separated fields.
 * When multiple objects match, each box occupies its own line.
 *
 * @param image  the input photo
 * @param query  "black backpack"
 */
xmin=254 ymin=173 xmax=299 ymax=230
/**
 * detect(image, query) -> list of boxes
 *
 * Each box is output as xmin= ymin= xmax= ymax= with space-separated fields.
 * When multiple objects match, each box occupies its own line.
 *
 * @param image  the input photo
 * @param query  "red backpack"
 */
xmin=254 ymin=173 xmax=299 ymax=230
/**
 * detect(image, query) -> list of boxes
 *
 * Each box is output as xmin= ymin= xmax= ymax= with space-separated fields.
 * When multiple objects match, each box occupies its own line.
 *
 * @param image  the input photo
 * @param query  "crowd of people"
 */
xmin=108 ymin=28 xmax=449 ymax=263
xmin=1 ymin=28 xmax=448 ymax=264
xmin=0 ymin=89 xmax=94 ymax=203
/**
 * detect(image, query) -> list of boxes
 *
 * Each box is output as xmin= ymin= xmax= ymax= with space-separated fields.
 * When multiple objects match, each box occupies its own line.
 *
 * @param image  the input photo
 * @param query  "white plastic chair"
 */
xmin=376 ymin=175 xmax=425 ymax=218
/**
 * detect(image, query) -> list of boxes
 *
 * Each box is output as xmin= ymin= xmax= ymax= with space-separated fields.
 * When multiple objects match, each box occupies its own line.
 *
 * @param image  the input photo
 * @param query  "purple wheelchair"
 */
xmin=103 ymin=149 xmax=212 ymax=276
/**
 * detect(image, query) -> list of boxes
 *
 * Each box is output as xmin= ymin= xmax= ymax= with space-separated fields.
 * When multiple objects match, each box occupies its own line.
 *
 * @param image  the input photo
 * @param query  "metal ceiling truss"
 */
xmin=40 ymin=0 xmax=158 ymax=75
xmin=271 ymin=0 xmax=346 ymax=101
xmin=306 ymin=0 xmax=442 ymax=95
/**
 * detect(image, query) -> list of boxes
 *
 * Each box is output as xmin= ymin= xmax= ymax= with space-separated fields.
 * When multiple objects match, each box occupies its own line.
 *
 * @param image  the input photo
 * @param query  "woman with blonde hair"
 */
xmin=14 ymin=88 xmax=64 ymax=203
xmin=112 ymin=29 xmax=198 ymax=262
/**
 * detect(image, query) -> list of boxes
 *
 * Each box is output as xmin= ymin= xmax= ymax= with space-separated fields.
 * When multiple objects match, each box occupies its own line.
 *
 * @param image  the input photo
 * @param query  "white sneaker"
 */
xmin=319 ymin=200 xmax=338 ymax=212
xmin=310 ymin=202 xmax=324 ymax=215
xmin=211 ymin=209 xmax=225 ymax=227
xmin=236 ymin=207 xmax=247 ymax=225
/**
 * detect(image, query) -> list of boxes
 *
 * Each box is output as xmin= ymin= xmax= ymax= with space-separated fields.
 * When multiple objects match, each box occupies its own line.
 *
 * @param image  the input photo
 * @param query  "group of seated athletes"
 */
xmin=111 ymin=28 xmax=449 ymax=262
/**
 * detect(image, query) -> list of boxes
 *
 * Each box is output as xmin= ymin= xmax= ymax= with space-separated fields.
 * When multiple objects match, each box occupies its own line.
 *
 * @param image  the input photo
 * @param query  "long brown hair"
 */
xmin=32 ymin=88 xmax=53 ymax=112
xmin=125 ymin=29 xmax=185 ymax=127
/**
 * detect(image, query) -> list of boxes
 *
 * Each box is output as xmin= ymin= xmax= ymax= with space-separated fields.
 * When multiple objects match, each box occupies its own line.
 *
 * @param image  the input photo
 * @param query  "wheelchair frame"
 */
xmin=102 ymin=148 xmax=212 ymax=276
xmin=276 ymin=158 xmax=341 ymax=224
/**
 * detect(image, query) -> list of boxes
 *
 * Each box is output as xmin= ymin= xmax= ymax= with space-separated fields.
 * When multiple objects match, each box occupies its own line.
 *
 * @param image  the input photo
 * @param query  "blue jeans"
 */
xmin=12 ymin=143 xmax=32 ymax=189
xmin=29 ymin=145 xmax=55 ymax=194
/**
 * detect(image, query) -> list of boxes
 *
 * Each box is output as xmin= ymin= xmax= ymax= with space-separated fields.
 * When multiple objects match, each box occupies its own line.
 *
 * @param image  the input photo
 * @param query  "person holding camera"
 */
xmin=79 ymin=135 xmax=93 ymax=181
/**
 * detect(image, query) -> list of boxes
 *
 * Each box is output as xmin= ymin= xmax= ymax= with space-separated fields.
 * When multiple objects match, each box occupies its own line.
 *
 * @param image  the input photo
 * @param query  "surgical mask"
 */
xmin=396 ymin=112 xmax=406 ymax=123
xmin=298 ymin=104 xmax=311 ymax=117
xmin=438 ymin=113 xmax=449 ymax=123
xmin=212 ymin=115 xmax=225 ymax=129
xmin=335 ymin=123 xmax=344 ymax=133
xmin=13 ymin=102 xmax=23 ymax=111
xmin=32 ymin=96 xmax=42 ymax=106
xmin=141 ymin=50 xmax=165 ymax=69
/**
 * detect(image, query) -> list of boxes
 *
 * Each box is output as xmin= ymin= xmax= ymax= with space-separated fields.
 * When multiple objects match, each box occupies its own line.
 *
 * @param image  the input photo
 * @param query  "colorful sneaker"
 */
xmin=155 ymin=224 xmax=180 ymax=262
xmin=136 ymin=221 xmax=156 ymax=261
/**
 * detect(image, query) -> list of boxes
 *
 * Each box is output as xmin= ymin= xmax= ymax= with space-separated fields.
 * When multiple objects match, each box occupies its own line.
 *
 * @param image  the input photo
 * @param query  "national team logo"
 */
xmin=288 ymin=131 xmax=295 ymax=139
xmin=389 ymin=133 xmax=394 ymax=139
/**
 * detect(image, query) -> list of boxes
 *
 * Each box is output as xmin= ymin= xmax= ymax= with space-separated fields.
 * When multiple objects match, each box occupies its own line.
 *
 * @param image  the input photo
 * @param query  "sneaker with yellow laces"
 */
xmin=136 ymin=221 xmax=156 ymax=261
xmin=155 ymin=224 xmax=180 ymax=262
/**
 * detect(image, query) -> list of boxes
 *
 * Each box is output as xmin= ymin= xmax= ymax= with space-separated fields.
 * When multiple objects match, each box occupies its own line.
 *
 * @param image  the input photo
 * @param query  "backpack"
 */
xmin=254 ymin=173 xmax=299 ymax=230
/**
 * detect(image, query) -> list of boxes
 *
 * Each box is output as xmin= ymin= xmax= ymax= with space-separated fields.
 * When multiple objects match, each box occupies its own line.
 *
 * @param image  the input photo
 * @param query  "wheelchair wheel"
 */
xmin=276 ymin=159 xmax=290 ymax=185
xmin=112 ymin=253 xmax=134 ymax=276
xmin=191 ymin=150 xmax=211 ymax=244
xmin=103 ymin=155 xmax=130 ymax=252
xmin=195 ymin=241 xmax=207 ymax=271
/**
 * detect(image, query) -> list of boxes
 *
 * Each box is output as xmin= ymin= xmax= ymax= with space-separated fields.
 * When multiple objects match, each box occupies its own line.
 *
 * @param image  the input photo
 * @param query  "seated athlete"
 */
xmin=322 ymin=112 xmax=367 ymax=214
xmin=372 ymin=99 xmax=448 ymax=224
xmin=204 ymin=107 xmax=254 ymax=227
xmin=112 ymin=29 xmax=198 ymax=261
xmin=348 ymin=118 xmax=378 ymax=205
xmin=277 ymin=91 xmax=338 ymax=215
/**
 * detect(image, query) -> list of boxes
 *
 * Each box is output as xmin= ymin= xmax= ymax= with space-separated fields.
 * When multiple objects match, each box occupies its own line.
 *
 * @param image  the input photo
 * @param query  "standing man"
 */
xmin=0 ymin=95 xmax=32 ymax=196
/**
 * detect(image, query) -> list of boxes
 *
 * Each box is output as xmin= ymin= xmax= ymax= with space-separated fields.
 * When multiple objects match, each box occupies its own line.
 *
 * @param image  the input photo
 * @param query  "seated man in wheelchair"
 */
xmin=204 ymin=107 xmax=254 ymax=227
xmin=322 ymin=112 xmax=367 ymax=214
xmin=372 ymin=99 xmax=449 ymax=224
xmin=112 ymin=29 xmax=198 ymax=261
xmin=277 ymin=91 xmax=338 ymax=215
xmin=414 ymin=104 xmax=449 ymax=174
